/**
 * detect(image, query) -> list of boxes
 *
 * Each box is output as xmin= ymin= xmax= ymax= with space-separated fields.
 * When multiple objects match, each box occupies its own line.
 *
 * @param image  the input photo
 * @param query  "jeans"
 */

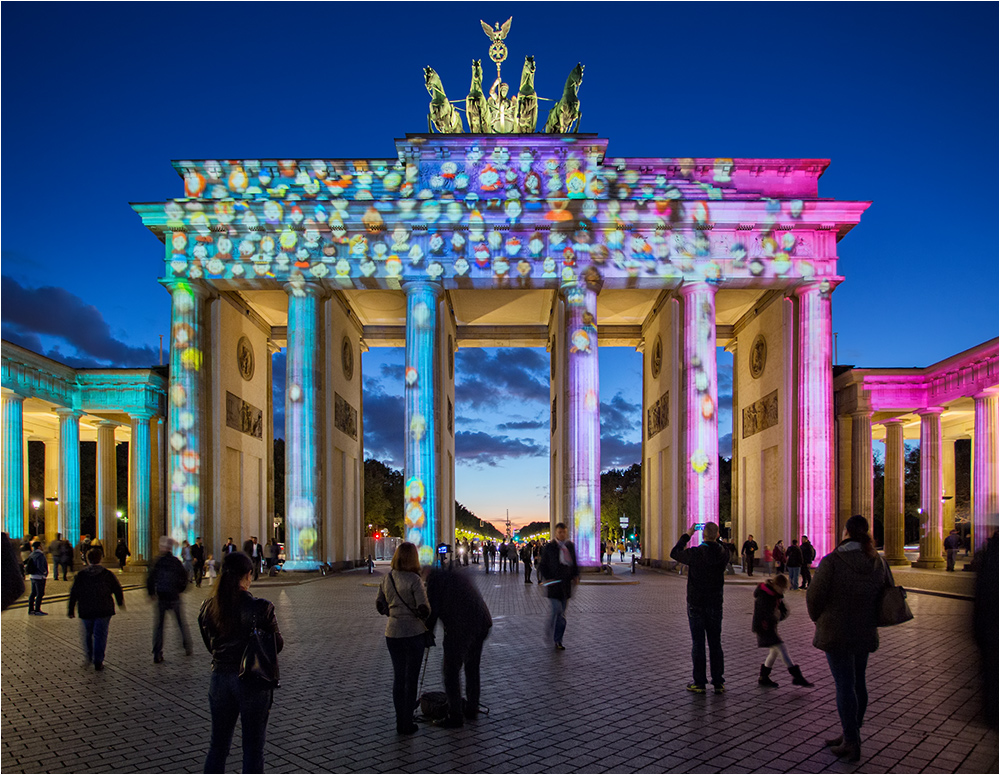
xmin=386 ymin=634 xmax=424 ymax=728
xmin=801 ymin=565 xmax=812 ymax=588
xmin=153 ymin=598 xmax=192 ymax=656
xmin=442 ymin=629 xmax=489 ymax=720
xmin=204 ymin=670 xmax=273 ymax=773
xmin=788 ymin=567 xmax=801 ymax=589
xmin=28 ymin=579 xmax=46 ymax=612
xmin=523 ymin=562 xmax=532 ymax=583
xmin=548 ymin=597 xmax=568 ymax=645
xmin=82 ymin=617 xmax=111 ymax=665
xmin=825 ymin=651 xmax=869 ymax=744
xmin=687 ymin=604 xmax=724 ymax=687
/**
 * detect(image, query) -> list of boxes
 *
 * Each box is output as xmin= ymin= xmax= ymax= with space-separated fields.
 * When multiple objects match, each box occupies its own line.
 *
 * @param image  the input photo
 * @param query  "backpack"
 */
xmin=24 ymin=554 xmax=40 ymax=576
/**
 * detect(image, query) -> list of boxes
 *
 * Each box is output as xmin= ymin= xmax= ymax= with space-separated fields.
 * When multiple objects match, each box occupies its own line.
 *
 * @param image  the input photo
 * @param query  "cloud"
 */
xmin=600 ymin=392 xmax=640 ymax=435
xmin=1 ymin=277 xmax=158 ymax=367
xmin=719 ymin=433 xmax=733 ymax=459
xmin=455 ymin=348 xmax=549 ymax=410
xmin=497 ymin=419 xmax=547 ymax=431
xmin=380 ymin=362 xmax=405 ymax=382
xmin=601 ymin=434 xmax=641 ymax=470
xmin=456 ymin=430 xmax=545 ymax=467
xmin=362 ymin=378 xmax=404 ymax=467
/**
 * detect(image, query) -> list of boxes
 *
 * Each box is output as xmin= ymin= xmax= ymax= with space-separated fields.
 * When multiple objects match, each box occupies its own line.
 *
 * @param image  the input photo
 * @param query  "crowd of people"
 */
xmin=731 ymin=533 xmax=817 ymax=588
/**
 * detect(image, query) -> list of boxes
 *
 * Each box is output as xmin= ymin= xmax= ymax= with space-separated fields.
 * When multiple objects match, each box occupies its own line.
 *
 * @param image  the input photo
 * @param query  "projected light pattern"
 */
xmin=56 ymin=408 xmax=82 ymax=548
xmin=681 ymin=282 xmax=719 ymax=534
xmin=403 ymin=282 xmax=440 ymax=566
xmin=1 ymin=394 xmax=25 ymax=538
xmin=564 ymin=277 xmax=600 ymax=566
xmin=166 ymin=282 xmax=205 ymax=546
xmin=284 ymin=281 xmax=322 ymax=569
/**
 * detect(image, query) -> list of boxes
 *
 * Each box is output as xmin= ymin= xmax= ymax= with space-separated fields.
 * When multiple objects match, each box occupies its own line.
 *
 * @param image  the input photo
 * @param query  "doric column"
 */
xmin=284 ymin=280 xmax=323 ymax=570
xmin=43 ymin=440 xmax=59 ymax=542
xmin=96 ymin=421 xmax=119 ymax=549
xmin=165 ymin=280 xmax=209 ymax=545
xmin=1 ymin=393 xmax=25 ymax=538
xmin=850 ymin=411 xmax=873 ymax=525
xmin=402 ymin=280 xmax=443 ymax=567
xmin=562 ymin=276 xmax=601 ymax=567
xmin=128 ymin=411 xmax=154 ymax=564
xmin=942 ymin=437 xmax=955 ymax=534
xmin=796 ymin=282 xmax=835 ymax=558
xmin=913 ymin=407 xmax=946 ymax=568
xmin=973 ymin=390 xmax=999 ymax=551
xmin=55 ymin=408 xmax=82 ymax=548
xmin=883 ymin=421 xmax=907 ymax=565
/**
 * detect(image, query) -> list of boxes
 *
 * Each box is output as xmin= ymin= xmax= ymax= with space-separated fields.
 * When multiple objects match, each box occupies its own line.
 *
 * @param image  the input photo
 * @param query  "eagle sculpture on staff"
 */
xmin=481 ymin=16 xmax=512 ymax=72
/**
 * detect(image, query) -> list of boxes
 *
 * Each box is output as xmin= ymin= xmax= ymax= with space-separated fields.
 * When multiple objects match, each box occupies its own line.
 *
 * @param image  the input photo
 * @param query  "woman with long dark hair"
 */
xmin=198 ymin=551 xmax=283 ymax=772
xmin=806 ymin=515 xmax=886 ymax=763
xmin=375 ymin=542 xmax=430 ymax=734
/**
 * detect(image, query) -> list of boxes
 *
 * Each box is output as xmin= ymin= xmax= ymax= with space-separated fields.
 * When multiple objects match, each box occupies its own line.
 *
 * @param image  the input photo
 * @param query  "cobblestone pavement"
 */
xmin=2 ymin=561 xmax=996 ymax=774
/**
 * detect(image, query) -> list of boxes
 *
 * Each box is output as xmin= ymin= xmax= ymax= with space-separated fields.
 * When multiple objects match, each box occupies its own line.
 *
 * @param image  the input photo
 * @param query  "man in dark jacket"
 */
xmin=671 ymin=522 xmax=730 ymax=694
xmin=539 ymin=523 xmax=579 ymax=650
xmin=741 ymin=535 xmax=759 ymax=576
xmin=26 ymin=541 xmax=49 ymax=615
xmin=423 ymin=567 xmax=493 ymax=728
xmin=50 ymin=533 xmax=70 ymax=580
xmin=800 ymin=535 xmax=816 ymax=590
xmin=147 ymin=537 xmax=192 ymax=663
xmin=68 ymin=547 xmax=126 ymax=670
xmin=785 ymin=539 xmax=804 ymax=590
xmin=191 ymin=537 xmax=206 ymax=587
xmin=519 ymin=542 xmax=533 ymax=583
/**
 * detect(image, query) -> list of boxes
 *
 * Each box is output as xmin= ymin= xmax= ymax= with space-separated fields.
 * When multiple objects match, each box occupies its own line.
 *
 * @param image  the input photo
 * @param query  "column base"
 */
xmin=885 ymin=557 xmax=911 ymax=567
xmin=281 ymin=560 xmax=321 ymax=572
xmin=911 ymin=558 xmax=946 ymax=569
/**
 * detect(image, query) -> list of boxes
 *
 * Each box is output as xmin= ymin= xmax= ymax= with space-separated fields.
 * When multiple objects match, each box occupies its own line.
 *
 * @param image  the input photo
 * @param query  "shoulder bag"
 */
xmin=239 ymin=602 xmax=280 ymax=688
xmin=877 ymin=558 xmax=914 ymax=627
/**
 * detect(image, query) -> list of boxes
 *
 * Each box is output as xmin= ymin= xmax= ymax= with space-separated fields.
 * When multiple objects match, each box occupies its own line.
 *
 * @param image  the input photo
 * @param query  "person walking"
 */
xmin=25 ymin=541 xmax=49 ymax=615
xmin=670 ymin=522 xmax=730 ymax=694
xmin=487 ymin=542 xmax=497 ymax=573
xmin=222 ymin=538 xmax=237 ymax=557
xmin=944 ymin=529 xmax=961 ymax=572
xmin=181 ymin=540 xmax=194 ymax=582
xmin=267 ymin=537 xmax=280 ymax=571
xmin=618 ymin=541 xmax=626 ymax=562
xmin=50 ymin=533 xmax=72 ymax=581
xmin=77 ymin=534 xmax=92 ymax=567
xmin=147 ymin=537 xmax=193 ymax=663
xmin=114 ymin=538 xmax=131 ymax=573
xmin=807 ymin=514 xmax=887 ymax=762
xmin=741 ymin=535 xmax=759 ymax=576
xmin=423 ymin=565 xmax=493 ymax=728
xmin=68 ymin=547 xmax=126 ymax=670
xmin=509 ymin=541 xmax=519 ymax=574
xmin=498 ymin=540 xmax=509 ymax=573
xmin=199 ymin=551 xmax=283 ymax=773
xmin=763 ymin=545 xmax=773 ymax=574
xmin=375 ymin=542 xmax=430 ymax=735
xmin=773 ymin=540 xmax=786 ymax=574
xmin=800 ymin=535 xmax=816 ymax=590
xmin=785 ymin=539 xmax=804 ymax=590
xmin=520 ymin=542 xmax=533 ymax=584
xmin=538 ymin=522 xmax=579 ymax=651
xmin=192 ymin=537 xmax=206 ymax=588
xmin=753 ymin=573 xmax=813 ymax=688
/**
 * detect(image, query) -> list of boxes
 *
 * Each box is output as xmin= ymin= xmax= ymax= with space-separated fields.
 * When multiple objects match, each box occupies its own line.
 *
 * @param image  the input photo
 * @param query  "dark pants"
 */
xmin=153 ymin=598 xmax=192 ymax=656
xmin=194 ymin=561 xmax=204 ymax=587
xmin=82 ymin=617 xmax=111 ymax=665
xmin=500 ymin=556 xmax=508 ymax=572
xmin=946 ymin=550 xmax=957 ymax=571
xmin=442 ymin=629 xmax=489 ymax=721
xmin=523 ymin=561 xmax=532 ymax=583
xmin=548 ymin=597 xmax=568 ymax=644
xmin=511 ymin=557 xmax=518 ymax=572
xmin=386 ymin=634 xmax=424 ymax=729
xmin=826 ymin=651 xmax=869 ymax=745
xmin=28 ymin=579 xmax=45 ymax=612
xmin=252 ymin=557 xmax=260 ymax=580
xmin=788 ymin=567 xmax=801 ymax=589
xmin=687 ymin=604 xmax=724 ymax=687
xmin=744 ymin=555 xmax=755 ymax=575
xmin=204 ymin=670 xmax=273 ymax=773
xmin=54 ymin=561 xmax=70 ymax=580
xmin=801 ymin=565 xmax=812 ymax=588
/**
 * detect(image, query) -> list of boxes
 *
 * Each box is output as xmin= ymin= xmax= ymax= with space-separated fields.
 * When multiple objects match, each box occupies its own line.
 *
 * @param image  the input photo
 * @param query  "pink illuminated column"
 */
xmin=914 ymin=407 xmax=945 ymax=568
xmin=973 ymin=390 xmax=999 ymax=550
xmin=882 ymin=421 xmax=907 ymax=565
xmin=562 ymin=276 xmax=601 ymax=567
xmin=850 ymin=411 xmax=873 ymax=525
xmin=796 ymin=283 xmax=834 ymax=558
xmin=679 ymin=282 xmax=718 ymax=532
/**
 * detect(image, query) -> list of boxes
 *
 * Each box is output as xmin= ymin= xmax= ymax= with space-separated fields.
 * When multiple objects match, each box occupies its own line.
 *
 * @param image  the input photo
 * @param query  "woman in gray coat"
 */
xmin=806 ymin=515 xmax=886 ymax=763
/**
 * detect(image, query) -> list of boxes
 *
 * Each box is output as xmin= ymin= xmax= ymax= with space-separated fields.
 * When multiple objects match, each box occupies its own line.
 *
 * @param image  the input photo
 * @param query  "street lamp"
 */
xmin=31 ymin=500 xmax=41 ymax=537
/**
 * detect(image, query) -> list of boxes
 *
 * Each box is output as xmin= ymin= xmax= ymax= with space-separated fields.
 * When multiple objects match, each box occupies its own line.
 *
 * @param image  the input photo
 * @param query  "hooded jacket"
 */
xmin=752 ymin=580 xmax=788 ymax=647
xmin=68 ymin=565 xmax=124 ymax=619
xmin=806 ymin=540 xmax=887 ymax=653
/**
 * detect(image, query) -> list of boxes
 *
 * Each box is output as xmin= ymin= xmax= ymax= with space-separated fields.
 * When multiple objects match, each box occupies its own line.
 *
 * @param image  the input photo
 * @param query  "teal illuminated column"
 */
xmin=913 ymin=407 xmax=946 ymax=569
xmin=55 ymin=408 xmax=82 ymax=548
xmin=562 ymin=277 xmax=601 ymax=566
xmin=403 ymin=281 xmax=442 ymax=567
xmin=96 ymin=420 xmax=118 ymax=548
xmin=1 ymin=392 xmax=26 ymax=538
xmin=128 ymin=411 xmax=154 ymax=564
xmin=165 ymin=280 xmax=208 ymax=546
xmin=284 ymin=280 xmax=323 ymax=570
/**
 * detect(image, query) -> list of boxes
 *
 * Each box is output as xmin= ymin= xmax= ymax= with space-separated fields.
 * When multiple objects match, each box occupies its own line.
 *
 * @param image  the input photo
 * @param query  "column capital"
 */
xmin=0 ymin=390 xmax=25 ymax=404
xmin=849 ymin=409 xmax=873 ymax=420
xmin=677 ymin=280 xmax=718 ymax=299
xmin=128 ymin=410 xmax=157 ymax=422
xmin=53 ymin=407 xmax=83 ymax=418
xmin=400 ymin=279 xmax=444 ymax=298
xmin=973 ymin=389 xmax=999 ymax=401
xmin=96 ymin=419 xmax=121 ymax=430
xmin=163 ymin=278 xmax=213 ymax=300
xmin=793 ymin=279 xmax=840 ymax=298
xmin=917 ymin=406 xmax=946 ymax=417
xmin=284 ymin=279 xmax=326 ymax=299
xmin=881 ymin=418 xmax=906 ymax=429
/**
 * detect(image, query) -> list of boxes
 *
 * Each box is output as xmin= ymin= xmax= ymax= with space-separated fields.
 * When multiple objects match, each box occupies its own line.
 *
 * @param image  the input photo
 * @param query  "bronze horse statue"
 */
xmin=544 ymin=62 xmax=584 ymax=134
xmin=515 ymin=55 xmax=537 ymax=134
xmin=466 ymin=60 xmax=490 ymax=133
xmin=424 ymin=66 xmax=464 ymax=133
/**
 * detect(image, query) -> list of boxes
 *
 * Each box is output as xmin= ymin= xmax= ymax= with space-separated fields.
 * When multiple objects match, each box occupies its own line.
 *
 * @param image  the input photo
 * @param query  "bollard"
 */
xmin=631 ymin=553 xmax=637 ymax=574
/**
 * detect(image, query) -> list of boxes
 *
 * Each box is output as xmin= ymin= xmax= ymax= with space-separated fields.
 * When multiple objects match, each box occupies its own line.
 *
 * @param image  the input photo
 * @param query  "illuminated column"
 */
xmin=165 ymin=280 xmax=209 ymax=545
xmin=55 ymin=408 xmax=82 ymax=547
xmin=942 ymin=437 xmax=955 ymax=534
xmin=96 ymin=421 xmax=118 ymax=548
xmin=913 ymin=407 xmax=945 ymax=568
xmin=562 ymin=276 xmax=601 ymax=567
xmin=679 ymin=282 xmax=719 ymax=534
xmin=284 ymin=280 xmax=323 ymax=570
xmin=850 ymin=411 xmax=873 ymax=525
xmin=128 ymin=411 xmax=154 ymax=564
xmin=1 ymin=392 xmax=25 ymax=538
xmin=403 ymin=281 xmax=442 ymax=567
xmin=796 ymin=283 xmax=834 ymax=558
xmin=972 ymin=390 xmax=999 ymax=550
xmin=43 ymin=440 xmax=58 ymax=542
xmin=883 ymin=421 xmax=907 ymax=565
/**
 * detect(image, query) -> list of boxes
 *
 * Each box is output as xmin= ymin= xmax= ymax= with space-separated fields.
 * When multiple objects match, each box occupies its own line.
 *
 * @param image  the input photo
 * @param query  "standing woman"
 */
xmin=375 ymin=542 xmax=430 ymax=735
xmin=114 ymin=538 xmax=131 ymax=573
xmin=806 ymin=515 xmax=886 ymax=762
xmin=199 ymin=551 xmax=283 ymax=773
xmin=773 ymin=540 xmax=786 ymax=574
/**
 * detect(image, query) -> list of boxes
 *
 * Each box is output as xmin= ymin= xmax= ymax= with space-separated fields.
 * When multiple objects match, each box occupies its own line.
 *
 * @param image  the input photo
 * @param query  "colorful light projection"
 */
xmin=55 ymin=408 xmax=83 ymax=548
xmin=680 ymin=282 xmax=719 ymax=539
xmin=403 ymin=281 xmax=441 ymax=566
xmin=284 ymin=280 xmax=322 ymax=570
xmin=972 ymin=391 xmax=999 ymax=551
xmin=563 ymin=275 xmax=600 ymax=566
xmin=1 ymin=394 xmax=25 ymax=538
xmin=166 ymin=281 xmax=205 ymax=547
xmin=796 ymin=282 xmax=834 ymax=559
xmin=916 ymin=408 xmax=946 ymax=568
xmin=128 ymin=411 xmax=153 ymax=562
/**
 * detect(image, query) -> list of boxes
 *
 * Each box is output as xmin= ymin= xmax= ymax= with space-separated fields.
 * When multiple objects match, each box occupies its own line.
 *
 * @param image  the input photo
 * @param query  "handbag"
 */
xmin=239 ymin=606 xmax=280 ymax=688
xmin=877 ymin=559 xmax=914 ymax=627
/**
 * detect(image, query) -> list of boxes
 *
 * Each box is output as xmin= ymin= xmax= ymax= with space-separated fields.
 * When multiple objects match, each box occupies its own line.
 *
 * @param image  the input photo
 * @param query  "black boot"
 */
xmin=789 ymin=665 xmax=814 ymax=687
xmin=758 ymin=664 xmax=779 ymax=688
xmin=830 ymin=740 xmax=861 ymax=761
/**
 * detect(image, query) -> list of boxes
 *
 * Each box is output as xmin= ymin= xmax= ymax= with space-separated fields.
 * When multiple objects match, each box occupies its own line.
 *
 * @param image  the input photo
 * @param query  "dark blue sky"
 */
xmin=2 ymin=2 xmax=996 ymax=526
